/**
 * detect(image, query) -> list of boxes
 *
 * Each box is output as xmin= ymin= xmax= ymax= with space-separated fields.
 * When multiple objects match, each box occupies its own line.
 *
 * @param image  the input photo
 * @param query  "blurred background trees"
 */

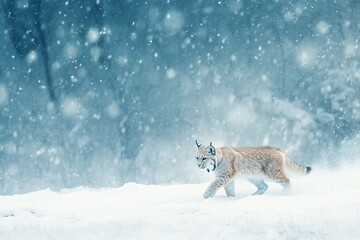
xmin=1 ymin=0 xmax=360 ymax=194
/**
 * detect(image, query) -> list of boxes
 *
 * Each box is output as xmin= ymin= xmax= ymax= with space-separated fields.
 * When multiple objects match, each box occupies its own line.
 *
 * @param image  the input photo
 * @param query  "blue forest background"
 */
xmin=1 ymin=0 xmax=360 ymax=194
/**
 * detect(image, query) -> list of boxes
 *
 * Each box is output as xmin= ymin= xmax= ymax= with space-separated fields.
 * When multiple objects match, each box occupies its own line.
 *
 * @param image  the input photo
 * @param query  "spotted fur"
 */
xmin=195 ymin=143 xmax=311 ymax=198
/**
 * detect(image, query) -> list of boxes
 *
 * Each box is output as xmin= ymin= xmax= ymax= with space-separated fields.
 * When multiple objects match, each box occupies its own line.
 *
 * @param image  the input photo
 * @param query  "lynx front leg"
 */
xmin=203 ymin=177 xmax=229 ymax=199
xmin=224 ymin=181 xmax=235 ymax=197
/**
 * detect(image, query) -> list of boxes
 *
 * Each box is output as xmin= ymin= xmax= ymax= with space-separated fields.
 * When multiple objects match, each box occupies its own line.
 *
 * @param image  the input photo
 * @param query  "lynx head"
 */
xmin=195 ymin=140 xmax=217 ymax=172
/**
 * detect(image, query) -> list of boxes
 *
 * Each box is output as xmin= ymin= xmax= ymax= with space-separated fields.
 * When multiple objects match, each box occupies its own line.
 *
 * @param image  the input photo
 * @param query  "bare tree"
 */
xmin=4 ymin=0 xmax=56 ymax=103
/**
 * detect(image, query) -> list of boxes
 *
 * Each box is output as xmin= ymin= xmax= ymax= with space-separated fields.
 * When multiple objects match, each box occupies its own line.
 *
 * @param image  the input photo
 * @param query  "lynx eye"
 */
xmin=202 ymin=157 xmax=206 ymax=161
xmin=196 ymin=157 xmax=199 ymax=160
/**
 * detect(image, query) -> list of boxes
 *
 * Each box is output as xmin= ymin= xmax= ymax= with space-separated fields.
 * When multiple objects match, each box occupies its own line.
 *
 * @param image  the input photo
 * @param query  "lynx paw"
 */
xmin=203 ymin=191 xmax=215 ymax=199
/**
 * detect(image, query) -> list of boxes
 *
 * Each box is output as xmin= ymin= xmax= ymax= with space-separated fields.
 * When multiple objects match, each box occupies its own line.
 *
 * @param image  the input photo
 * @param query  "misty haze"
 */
xmin=0 ymin=1 xmax=360 ymax=239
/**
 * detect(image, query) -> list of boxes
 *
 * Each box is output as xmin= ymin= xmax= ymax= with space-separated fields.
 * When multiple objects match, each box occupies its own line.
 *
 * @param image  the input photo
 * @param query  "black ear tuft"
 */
xmin=195 ymin=139 xmax=201 ymax=149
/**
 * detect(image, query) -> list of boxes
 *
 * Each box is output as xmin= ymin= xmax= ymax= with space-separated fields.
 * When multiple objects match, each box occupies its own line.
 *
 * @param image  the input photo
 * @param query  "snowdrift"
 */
xmin=1 ymin=164 xmax=360 ymax=240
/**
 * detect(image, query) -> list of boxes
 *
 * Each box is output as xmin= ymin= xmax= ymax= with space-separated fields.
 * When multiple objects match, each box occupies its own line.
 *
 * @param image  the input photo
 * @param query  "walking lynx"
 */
xmin=195 ymin=141 xmax=311 ymax=198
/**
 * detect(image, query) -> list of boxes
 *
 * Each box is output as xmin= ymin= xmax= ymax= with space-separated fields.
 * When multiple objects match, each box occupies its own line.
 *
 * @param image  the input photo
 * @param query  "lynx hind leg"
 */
xmin=267 ymin=171 xmax=290 ymax=191
xmin=249 ymin=179 xmax=268 ymax=195
xmin=224 ymin=181 xmax=235 ymax=197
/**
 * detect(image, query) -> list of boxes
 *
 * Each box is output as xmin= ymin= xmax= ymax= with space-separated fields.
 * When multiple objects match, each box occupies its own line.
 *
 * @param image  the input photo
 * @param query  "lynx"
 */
xmin=195 ymin=140 xmax=311 ymax=198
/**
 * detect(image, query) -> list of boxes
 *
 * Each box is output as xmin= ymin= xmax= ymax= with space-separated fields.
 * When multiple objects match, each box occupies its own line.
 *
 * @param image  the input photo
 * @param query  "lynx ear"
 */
xmin=207 ymin=142 xmax=216 ymax=156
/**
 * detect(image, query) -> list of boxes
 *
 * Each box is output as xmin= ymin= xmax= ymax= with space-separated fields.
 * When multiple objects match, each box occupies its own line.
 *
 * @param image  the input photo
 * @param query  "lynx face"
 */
xmin=195 ymin=143 xmax=217 ymax=172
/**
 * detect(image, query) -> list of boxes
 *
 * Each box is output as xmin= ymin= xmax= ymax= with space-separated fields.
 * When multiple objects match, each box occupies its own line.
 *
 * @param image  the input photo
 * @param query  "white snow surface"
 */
xmin=1 ymin=164 xmax=360 ymax=240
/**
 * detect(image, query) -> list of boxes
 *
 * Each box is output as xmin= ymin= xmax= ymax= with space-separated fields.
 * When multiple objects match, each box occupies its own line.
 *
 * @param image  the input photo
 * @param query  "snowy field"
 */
xmin=1 ymin=164 xmax=360 ymax=240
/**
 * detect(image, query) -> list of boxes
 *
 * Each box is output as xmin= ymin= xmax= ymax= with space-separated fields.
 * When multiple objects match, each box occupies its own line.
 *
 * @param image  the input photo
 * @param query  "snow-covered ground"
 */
xmin=1 ymin=164 xmax=360 ymax=240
